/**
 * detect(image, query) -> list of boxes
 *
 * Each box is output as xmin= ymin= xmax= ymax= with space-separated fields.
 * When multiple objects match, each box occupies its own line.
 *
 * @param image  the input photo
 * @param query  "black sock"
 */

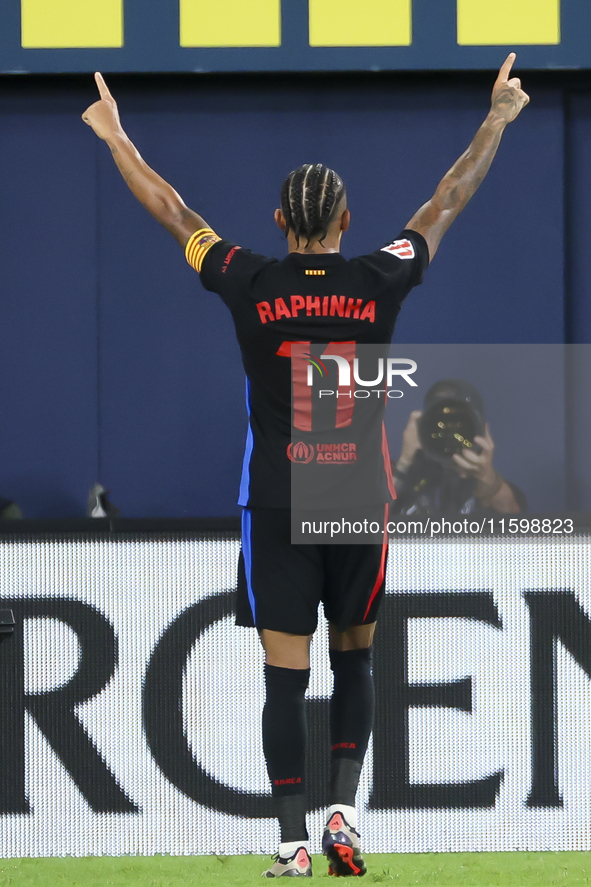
xmin=262 ymin=663 xmax=310 ymax=843
xmin=329 ymin=647 xmax=374 ymax=808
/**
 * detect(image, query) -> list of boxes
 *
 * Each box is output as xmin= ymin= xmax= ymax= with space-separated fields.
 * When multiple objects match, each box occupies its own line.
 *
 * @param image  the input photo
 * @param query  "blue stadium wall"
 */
xmin=0 ymin=72 xmax=589 ymax=518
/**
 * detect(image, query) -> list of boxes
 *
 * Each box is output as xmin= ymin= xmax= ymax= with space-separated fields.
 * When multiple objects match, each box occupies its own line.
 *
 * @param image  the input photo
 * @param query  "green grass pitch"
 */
xmin=0 ymin=853 xmax=590 ymax=886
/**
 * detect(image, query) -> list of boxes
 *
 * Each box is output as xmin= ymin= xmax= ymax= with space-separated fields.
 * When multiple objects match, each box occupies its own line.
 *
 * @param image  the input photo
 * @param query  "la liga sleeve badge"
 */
xmin=380 ymin=238 xmax=415 ymax=259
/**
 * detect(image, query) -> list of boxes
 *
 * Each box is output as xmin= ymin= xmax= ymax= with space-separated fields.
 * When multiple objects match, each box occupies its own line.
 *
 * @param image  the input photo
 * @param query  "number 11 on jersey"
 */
xmin=277 ymin=341 xmax=357 ymax=431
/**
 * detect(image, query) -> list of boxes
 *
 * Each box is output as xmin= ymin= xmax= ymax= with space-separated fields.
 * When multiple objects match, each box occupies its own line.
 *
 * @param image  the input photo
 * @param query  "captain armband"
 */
xmin=185 ymin=228 xmax=222 ymax=273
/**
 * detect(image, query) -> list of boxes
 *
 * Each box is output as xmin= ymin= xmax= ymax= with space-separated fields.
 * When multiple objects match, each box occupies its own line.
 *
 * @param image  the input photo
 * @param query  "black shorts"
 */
xmin=236 ymin=507 xmax=388 ymax=635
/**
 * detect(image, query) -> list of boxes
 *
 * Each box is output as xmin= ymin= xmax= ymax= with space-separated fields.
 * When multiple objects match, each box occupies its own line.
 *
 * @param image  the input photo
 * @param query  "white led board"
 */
xmin=0 ymin=533 xmax=589 ymax=856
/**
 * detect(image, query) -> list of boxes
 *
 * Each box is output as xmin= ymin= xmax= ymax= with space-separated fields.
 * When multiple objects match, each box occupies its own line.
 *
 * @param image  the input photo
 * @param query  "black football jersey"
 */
xmin=188 ymin=229 xmax=429 ymax=508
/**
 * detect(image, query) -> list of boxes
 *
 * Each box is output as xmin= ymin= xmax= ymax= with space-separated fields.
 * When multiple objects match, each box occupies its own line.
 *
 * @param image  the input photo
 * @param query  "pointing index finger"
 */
xmin=95 ymin=71 xmax=113 ymax=100
xmin=496 ymin=52 xmax=516 ymax=84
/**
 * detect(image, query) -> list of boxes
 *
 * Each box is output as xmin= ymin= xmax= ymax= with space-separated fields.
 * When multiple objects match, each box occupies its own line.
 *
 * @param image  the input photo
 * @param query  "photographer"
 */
xmin=392 ymin=380 xmax=525 ymax=517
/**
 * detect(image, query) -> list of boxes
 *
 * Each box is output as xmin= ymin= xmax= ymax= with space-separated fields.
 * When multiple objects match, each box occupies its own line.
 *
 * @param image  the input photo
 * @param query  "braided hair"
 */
xmin=280 ymin=163 xmax=346 ymax=247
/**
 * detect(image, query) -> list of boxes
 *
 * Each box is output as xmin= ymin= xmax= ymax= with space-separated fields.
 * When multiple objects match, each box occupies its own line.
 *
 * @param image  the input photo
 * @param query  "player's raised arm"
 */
xmin=82 ymin=72 xmax=208 ymax=248
xmin=406 ymin=53 xmax=529 ymax=261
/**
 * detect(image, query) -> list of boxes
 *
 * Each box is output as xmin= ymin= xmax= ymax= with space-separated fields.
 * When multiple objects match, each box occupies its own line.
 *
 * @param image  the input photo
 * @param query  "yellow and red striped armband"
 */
xmin=185 ymin=228 xmax=222 ymax=273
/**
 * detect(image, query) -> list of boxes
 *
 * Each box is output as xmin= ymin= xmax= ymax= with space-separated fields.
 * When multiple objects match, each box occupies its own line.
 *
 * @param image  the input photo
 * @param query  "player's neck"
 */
xmin=286 ymin=231 xmax=342 ymax=255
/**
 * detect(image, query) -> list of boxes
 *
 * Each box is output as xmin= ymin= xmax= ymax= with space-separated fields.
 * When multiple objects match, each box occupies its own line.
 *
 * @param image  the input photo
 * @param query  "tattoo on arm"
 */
xmin=435 ymin=119 xmax=504 ymax=215
xmin=408 ymin=114 xmax=505 ymax=258
xmin=408 ymin=55 xmax=528 ymax=259
xmin=103 ymin=135 xmax=208 ymax=246
xmin=106 ymin=138 xmax=135 ymax=185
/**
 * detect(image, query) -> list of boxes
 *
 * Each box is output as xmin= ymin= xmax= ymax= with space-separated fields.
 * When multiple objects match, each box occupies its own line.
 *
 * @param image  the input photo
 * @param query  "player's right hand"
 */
xmin=490 ymin=53 xmax=530 ymax=124
xmin=81 ymin=72 xmax=123 ymax=141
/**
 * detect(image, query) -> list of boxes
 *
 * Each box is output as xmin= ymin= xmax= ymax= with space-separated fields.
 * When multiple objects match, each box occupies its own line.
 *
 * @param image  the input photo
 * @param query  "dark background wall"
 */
xmin=0 ymin=72 xmax=589 ymax=517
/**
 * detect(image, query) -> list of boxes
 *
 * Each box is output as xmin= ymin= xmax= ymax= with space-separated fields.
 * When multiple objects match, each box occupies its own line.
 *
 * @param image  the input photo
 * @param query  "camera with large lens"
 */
xmin=418 ymin=393 xmax=485 ymax=465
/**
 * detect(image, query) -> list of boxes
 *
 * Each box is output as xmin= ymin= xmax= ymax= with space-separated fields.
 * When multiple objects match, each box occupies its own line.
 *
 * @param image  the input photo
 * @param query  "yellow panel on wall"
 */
xmin=180 ymin=0 xmax=280 ymax=47
xmin=309 ymin=0 xmax=411 ymax=47
xmin=457 ymin=0 xmax=560 ymax=45
xmin=21 ymin=0 xmax=123 ymax=48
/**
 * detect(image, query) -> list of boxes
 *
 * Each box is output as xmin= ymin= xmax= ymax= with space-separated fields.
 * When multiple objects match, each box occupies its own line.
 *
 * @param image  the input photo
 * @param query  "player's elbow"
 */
xmin=410 ymin=204 xmax=455 ymax=261
xmin=431 ymin=182 xmax=460 ymax=215
xmin=147 ymin=193 xmax=186 ymax=236
xmin=155 ymin=192 xmax=184 ymax=224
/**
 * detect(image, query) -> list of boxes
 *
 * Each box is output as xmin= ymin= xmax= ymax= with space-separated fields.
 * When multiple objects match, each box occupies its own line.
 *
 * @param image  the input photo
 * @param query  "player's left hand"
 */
xmin=452 ymin=423 xmax=496 ymax=485
xmin=81 ymin=72 xmax=123 ymax=141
